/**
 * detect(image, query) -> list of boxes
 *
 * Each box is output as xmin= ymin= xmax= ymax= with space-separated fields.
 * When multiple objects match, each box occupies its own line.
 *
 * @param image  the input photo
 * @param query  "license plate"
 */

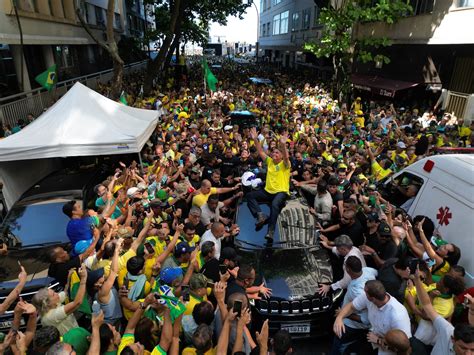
xmin=281 ymin=323 xmax=310 ymax=334
xmin=0 ymin=319 xmax=24 ymax=329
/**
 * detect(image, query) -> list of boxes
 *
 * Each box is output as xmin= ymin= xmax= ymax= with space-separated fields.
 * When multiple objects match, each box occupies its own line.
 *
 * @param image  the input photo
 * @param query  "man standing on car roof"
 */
xmin=247 ymin=127 xmax=291 ymax=242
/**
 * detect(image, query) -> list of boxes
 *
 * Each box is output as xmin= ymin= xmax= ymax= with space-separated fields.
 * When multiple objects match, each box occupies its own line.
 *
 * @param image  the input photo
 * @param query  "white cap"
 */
xmin=127 ymin=187 xmax=139 ymax=198
xmin=397 ymin=141 xmax=407 ymax=149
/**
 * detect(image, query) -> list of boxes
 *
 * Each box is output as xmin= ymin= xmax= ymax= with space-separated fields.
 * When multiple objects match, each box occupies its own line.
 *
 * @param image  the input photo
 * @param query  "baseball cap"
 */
xmin=149 ymin=199 xmax=167 ymax=208
xmin=136 ymin=182 xmax=147 ymax=192
xmin=378 ymin=221 xmax=392 ymax=236
xmin=160 ymin=267 xmax=183 ymax=285
xmin=127 ymin=187 xmax=139 ymax=198
xmin=74 ymin=239 xmax=92 ymax=255
xmin=367 ymin=212 xmax=380 ymax=222
xmin=156 ymin=189 xmax=168 ymax=201
xmin=189 ymin=123 xmax=198 ymax=129
xmin=189 ymin=273 xmax=209 ymax=290
xmin=396 ymin=141 xmax=407 ymax=149
xmin=174 ymin=242 xmax=195 ymax=257
xmin=191 ymin=166 xmax=201 ymax=174
xmin=220 ymin=247 xmax=241 ymax=263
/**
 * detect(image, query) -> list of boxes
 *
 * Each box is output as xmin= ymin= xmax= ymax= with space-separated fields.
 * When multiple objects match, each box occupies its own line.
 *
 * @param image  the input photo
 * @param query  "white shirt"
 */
xmin=431 ymin=315 xmax=454 ymax=355
xmin=352 ymin=292 xmax=412 ymax=355
xmin=200 ymin=229 xmax=222 ymax=259
xmin=343 ymin=267 xmax=378 ymax=330
xmin=331 ymin=246 xmax=367 ymax=291
xmin=200 ymin=201 xmax=224 ymax=226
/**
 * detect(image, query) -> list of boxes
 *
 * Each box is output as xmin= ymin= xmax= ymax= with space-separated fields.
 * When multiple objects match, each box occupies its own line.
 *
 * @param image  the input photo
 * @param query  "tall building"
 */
xmin=0 ymin=0 xmax=152 ymax=98
xmin=258 ymin=0 xmax=331 ymax=77
xmin=351 ymin=0 xmax=474 ymax=119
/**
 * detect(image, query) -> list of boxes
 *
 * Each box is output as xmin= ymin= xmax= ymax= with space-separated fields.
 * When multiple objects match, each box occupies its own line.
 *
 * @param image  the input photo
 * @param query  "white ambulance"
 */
xmin=380 ymin=154 xmax=474 ymax=285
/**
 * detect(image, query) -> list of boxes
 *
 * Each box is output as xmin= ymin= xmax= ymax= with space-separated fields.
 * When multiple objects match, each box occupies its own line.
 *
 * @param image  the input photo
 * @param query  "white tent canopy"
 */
xmin=0 ymin=82 xmax=158 ymax=208
xmin=0 ymin=82 xmax=158 ymax=161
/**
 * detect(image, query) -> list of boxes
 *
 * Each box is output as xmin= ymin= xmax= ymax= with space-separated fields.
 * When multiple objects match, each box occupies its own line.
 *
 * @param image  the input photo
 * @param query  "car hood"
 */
xmin=0 ymin=247 xmax=57 ymax=293
xmin=255 ymin=247 xmax=333 ymax=301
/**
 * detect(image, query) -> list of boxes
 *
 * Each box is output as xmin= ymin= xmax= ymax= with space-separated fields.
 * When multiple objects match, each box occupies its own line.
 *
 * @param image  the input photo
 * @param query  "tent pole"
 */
xmin=138 ymin=152 xmax=144 ymax=174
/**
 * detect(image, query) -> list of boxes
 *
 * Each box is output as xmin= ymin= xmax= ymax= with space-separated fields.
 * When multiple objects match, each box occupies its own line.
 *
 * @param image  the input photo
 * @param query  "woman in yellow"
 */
xmin=416 ymin=219 xmax=460 ymax=280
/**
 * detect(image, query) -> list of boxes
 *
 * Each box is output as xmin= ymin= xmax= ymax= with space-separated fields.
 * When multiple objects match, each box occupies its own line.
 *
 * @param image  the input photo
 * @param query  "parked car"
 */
xmin=235 ymin=196 xmax=343 ymax=338
xmin=229 ymin=110 xmax=260 ymax=130
xmin=0 ymin=166 xmax=109 ymax=331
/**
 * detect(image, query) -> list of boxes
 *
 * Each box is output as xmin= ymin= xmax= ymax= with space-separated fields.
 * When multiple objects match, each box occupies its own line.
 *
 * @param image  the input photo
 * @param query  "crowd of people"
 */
xmin=0 ymin=59 xmax=473 ymax=355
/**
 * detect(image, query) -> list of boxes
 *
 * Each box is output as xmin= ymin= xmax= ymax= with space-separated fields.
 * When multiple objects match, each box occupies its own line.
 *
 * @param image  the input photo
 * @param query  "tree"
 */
xmin=304 ymin=0 xmax=412 ymax=101
xmin=76 ymin=0 xmax=124 ymax=99
xmin=143 ymin=0 xmax=250 ymax=94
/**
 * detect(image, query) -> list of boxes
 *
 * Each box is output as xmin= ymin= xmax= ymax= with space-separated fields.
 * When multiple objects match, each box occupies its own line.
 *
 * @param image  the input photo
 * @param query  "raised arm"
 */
xmin=98 ymin=240 xmax=121 ymax=302
xmin=250 ymin=127 xmax=268 ymax=162
xmin=416 ymin=218 xmax=443 ymax=266
xmin=0 ymin=266 xmax=27 ymax=315
xmin=279 ymin=132 xmax=291 ymax=168
xmin=156 ymin=224 xmax=183 ymax=265
xmin=158 ymin=308 xmax=173 ymax=352
xmin=64 ymin=264 xmax=88 ymax=315
xmin=413 ymin=270 xmax=438 ymax=321
xmin=87 ymin=310 xmax=104 ymax=355
xmin=130 ymin=210 xmax=154 ymax=252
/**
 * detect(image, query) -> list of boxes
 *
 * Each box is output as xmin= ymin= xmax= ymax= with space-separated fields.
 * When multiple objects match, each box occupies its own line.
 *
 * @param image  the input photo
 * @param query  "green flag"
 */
xmin=120 ymin=91 xmax=128 ymax=105
xmin=201 ymin=58 xmax=218 ymax=92
xmin=35 ymin=64 xmax=57 ymax=91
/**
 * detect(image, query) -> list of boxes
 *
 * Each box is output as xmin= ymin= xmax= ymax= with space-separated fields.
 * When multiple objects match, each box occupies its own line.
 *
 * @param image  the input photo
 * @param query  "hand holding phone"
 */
xmin=233 ymin=300 xmax=242 ymax=317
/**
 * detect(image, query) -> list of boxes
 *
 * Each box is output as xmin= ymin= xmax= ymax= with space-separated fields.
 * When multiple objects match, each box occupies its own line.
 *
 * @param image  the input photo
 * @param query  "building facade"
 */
xmin=352 ymin=0 xmax=474 ymax=120
xmin=258 ymin=0 xmax=330 ymax=76
xmin=0 ymin=0 xmax=153 ymax=98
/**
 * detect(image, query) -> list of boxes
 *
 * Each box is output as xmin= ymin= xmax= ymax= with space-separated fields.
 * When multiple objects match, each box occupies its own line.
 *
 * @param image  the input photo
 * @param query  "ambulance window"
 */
xmin=385 ymin=172 xmax=424 ymax=209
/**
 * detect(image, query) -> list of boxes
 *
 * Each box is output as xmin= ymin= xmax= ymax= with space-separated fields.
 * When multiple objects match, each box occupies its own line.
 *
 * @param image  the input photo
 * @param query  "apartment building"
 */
xmin=258 ymin=0 xmax=331 ymax=76
xmin=0 ymin=0 xmax=153 ymax=98
xmin=352 ymin=0 xmax=474 ymax=120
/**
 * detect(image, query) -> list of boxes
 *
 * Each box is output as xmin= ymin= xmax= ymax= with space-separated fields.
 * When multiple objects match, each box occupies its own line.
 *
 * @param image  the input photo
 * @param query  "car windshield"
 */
xmin=1 ymin=198 xmax=73 ymax=247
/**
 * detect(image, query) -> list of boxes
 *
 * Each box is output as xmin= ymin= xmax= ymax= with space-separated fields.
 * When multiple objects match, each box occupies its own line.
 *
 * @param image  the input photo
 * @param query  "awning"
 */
xmin=351 ymin=73 xmax=419 ymax=98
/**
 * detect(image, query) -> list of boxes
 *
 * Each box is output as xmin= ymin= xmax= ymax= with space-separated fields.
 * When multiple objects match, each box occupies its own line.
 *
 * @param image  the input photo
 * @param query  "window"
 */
xmin=302 ymin=8 xmax=311 ymax=30
xmin=280 ymin=11 xmax=289 ymax=34
xmin=292 ymin=12 xmax=300 ymax=31
xmin=273 ymin=14 xmax=280 ymax=35
xmin=409 ymin=0 xmax=434 ymax=15
xmin=273 ymin=0 xmax=281 ymax=5
xmin=314 ymin=5 xmax=320 ymax=25
xmin=458 ymin=0 xmax=474 ymax=6
xmin=55 ymin=45 xmax=74 ymax=68
xmin=261 ymin=23 xmax=266 ymax=37
xmin=260 ymin=0 xmax=265 ymax=12
xmin=267 ymin=22 xmax=271 ymax=36
xmin=94 ymin=5 xmax=105 ymax=27
xmin=114 ymin=13 xmax=122 ymax=29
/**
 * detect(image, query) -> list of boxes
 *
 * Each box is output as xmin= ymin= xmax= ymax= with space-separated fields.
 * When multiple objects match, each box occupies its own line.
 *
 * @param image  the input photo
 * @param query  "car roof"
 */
xmin=20 ymin=168 xmax=103 ymax=201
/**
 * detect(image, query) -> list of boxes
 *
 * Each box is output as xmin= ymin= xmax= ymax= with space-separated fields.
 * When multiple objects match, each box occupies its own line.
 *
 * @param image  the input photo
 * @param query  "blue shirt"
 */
xmin=343 ymin=267 xmax=378 ymax=330
xmin=66 ymin=217 xmax=94 ymax=246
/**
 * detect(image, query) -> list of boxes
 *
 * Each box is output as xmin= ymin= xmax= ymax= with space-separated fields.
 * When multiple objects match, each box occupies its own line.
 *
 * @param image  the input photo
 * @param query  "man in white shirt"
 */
xmin=199 ymin=222 xmax=226 ymax=260
xmin=334 ymin=280 xmax=411 ymax=355
xmin=318 ymin=234 xmax=366 ymax=296
xmin=330 ymin=256 xmax=378 ymax=355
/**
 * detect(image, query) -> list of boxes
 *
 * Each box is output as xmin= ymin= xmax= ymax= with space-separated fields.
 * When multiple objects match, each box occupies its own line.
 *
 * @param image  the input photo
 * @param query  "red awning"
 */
xmin=351 ymin=73 xmax=419 ymax=98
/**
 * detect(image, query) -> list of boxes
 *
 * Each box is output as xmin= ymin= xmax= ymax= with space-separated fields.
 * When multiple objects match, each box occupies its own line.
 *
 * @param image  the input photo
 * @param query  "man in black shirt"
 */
xmin=225 ymin=264 xmax=255 ymax=303
xmin=361 ymin=221 xmax=398 ymax=269
xmin=47 ymin=234 xmax=99 ymax=286
xmin=376 ymin=257 xmax=410 ymax=303
xmin=200 ymin=241 xmax=220 ymax=282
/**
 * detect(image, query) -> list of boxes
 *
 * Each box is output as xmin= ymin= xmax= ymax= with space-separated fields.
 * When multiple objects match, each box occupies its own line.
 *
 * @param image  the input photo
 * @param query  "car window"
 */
xmin=1 ymin=198 xmax=78 ymax=247
xmin=382 ymin=172 xmax=424 ymax=208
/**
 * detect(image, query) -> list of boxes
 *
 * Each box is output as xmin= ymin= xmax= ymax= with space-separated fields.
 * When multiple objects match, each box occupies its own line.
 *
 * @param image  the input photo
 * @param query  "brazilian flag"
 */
xmin=201 ymin=58 xmax=218 ymax=92
xmin=146 ymin=283 xmax=186 ymax=323
xmin=35 ymin=64 xmax=57 ymax=91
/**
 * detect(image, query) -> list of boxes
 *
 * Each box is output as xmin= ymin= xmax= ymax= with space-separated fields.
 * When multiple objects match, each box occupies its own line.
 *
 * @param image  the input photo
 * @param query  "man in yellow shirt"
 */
xmin=247 ymin=127 xmax=290 ymax=242
xmin=192 ymin=179 xmax=240 ymax=207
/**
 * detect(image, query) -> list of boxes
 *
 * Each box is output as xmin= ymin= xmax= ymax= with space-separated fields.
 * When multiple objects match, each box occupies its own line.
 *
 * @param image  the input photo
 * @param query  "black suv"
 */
xmin=235 ymin=197 xmax=343 ymax=338
xmin=0 ymin=167 xmax=108 ymax=331
xmin=229 ymin=111 xmax=260 ymax=130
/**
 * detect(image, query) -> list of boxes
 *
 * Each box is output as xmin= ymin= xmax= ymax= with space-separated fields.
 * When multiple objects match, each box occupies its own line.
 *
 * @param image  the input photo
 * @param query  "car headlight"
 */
xmin=332 ymin=289 xmax=343 ymax=302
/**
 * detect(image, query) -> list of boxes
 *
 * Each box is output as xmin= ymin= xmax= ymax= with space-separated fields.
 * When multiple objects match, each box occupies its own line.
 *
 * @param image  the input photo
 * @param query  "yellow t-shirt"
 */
xmin=180 ymin=234 xmax=200 ymax=248
xmin=371 ymin=161 xmax=392 ymax=181
xmin=265 ymin=157 xmax=290 ymax=194
xmin=118 ymin=333 xmax=135 ymax=354
xmin=432 ymin=294 xmax=455 ymax=318
xmin=117 ymin=269 xmax=151 ymax=319
xmin=184 ymin=293 xmax=207 ymax=316
xmin=192 ymin=187 xmax=217 ymax=207
xmin=182 ymin=347 xmax=216 ymax=355
xmin=390 ymin=151 xmax=408 ymax=163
